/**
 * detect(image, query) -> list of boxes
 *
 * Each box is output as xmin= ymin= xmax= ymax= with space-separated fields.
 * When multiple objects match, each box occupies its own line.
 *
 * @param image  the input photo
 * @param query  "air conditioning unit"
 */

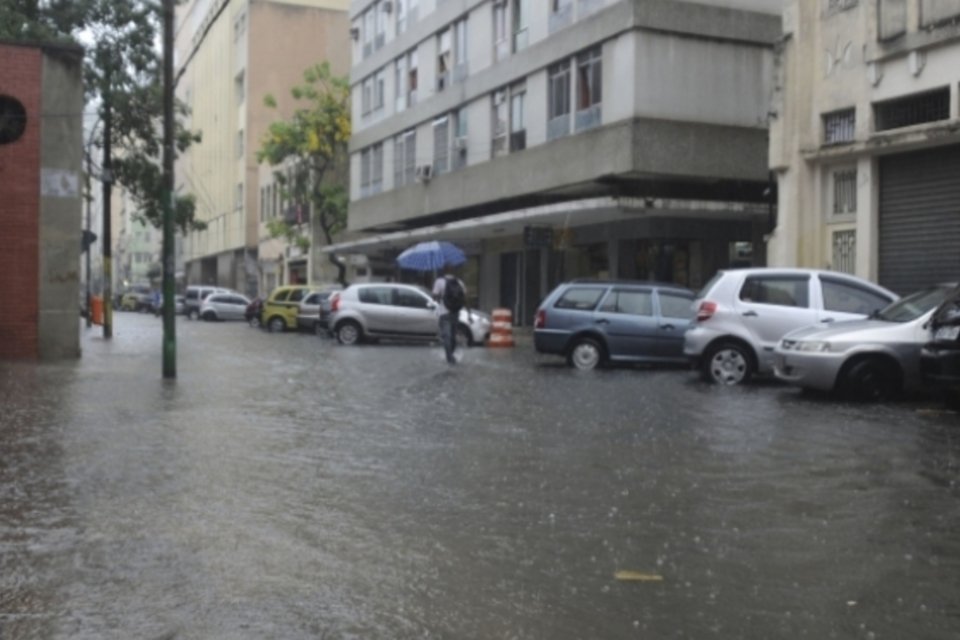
xmin=453 ymin=137 xmax=467 ymax=151
xmin=382 ymin=1 xmax=393 ymax=13
xmin=350 ymin=27 xmax=360 ymax=41
xmin=415 ymin=164 xmax=433 ymax=182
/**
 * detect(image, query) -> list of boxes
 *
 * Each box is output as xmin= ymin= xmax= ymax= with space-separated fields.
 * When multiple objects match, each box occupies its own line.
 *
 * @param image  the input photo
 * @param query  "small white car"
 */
xmin=684 ymin=268 xmax=898 ymax=385
xmin=328 ymin=283 xmax=490 ymax=346
xmin=200 ymin=292 xmax=252 ymax=322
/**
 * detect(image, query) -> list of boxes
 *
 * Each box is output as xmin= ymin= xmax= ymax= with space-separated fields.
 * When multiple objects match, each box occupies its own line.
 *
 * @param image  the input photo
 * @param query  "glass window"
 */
xmin=394 ymin=288 xmax=430 ymax=308
xmin=359 ymin=287 xmax=393 ymax=305
xmin=739 ymin=276 xmax=810 ymax=308
xmin=272 ymin=290 xmax=291 ymax=302
xmin=548 ymin=61 xmax=571 ymax=119
xmin=288 ymin=289 xmax=307 ymax=303
xmin=374 ymin=69 xmax=385 ymax=110
xmin=599 ymin=290 xmax=653 ymax=316
xmin=659 ymin=292 xmax=695 ymax=319
xmin=433 ymin=117 xmax=449 ymax=175
xmin=576 ymin=47 xmax=602 ymax=110
xmin=554 ymin=287 xmax=605 ymax=311
xmin=877 ymin=285 xmax=952 ymax=322
xmin=304 ymin=293 xmax=321 ymax=305
xmin=821 ymin=277 xmax=892 ymax=315
xmin=823 ymin=108 xmax=855 ymax=144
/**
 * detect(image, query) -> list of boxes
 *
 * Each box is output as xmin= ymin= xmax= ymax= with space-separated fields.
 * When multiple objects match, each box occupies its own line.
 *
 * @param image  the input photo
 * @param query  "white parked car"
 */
xmin=684 ymin=268 xmax=898 ymax=385
xmin=328 ymin=283 xmax=491 ymax=346
xmin=200 ymin=292 xmax=252 ymax=322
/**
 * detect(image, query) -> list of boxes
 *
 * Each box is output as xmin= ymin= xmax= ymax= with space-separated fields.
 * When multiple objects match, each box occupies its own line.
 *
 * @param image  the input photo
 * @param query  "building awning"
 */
xmin=321 ymin=196 xmax=768 ymax=256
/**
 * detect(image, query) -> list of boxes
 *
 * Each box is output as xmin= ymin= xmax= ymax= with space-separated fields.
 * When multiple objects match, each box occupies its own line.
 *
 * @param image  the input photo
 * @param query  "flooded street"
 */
xmin=2 ymin=314 xmax=960 ymax=639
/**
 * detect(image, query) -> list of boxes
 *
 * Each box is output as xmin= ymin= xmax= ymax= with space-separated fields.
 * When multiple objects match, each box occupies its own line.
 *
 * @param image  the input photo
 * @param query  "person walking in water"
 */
xmin=432 ymin=268 xmax=466 ymax=364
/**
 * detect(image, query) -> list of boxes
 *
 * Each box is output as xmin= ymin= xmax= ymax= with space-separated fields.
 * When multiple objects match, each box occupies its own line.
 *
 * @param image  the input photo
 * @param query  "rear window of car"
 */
xmin=359 ymin=287 xmax=393 ymax=305
xmin=739 ymin=276 xmax=809 ymax=308
xmin=659 ymin=291 xmax=695 ymax=319
xmin=554 ymin=287 xmax=606 ymax=311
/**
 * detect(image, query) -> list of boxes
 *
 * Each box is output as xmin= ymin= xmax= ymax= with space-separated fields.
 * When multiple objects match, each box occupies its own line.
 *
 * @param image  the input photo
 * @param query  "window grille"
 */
xmin=823 ymin=108 xmax=855 ymax=144
xmin=832 ymin=169 xmax=857 ymax=216
xmin=874 ymin=88 xmax=950 ymax=132
xmin=832 ymin=230 xmax=856 ymax=275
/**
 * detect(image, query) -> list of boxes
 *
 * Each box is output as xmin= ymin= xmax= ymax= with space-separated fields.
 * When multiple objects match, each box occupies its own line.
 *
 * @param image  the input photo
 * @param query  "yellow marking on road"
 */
xmin=614 ymin=571 xmax=664 ymax=582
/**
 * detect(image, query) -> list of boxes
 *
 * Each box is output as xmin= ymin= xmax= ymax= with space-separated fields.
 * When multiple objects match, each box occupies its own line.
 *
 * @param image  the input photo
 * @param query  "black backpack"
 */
xmin=443 ymin=276 xmax=465 ymax=312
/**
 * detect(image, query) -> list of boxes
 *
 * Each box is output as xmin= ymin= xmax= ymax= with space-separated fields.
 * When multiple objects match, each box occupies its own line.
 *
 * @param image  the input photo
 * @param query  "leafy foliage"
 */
xmin=258 ymin=62 xmax=351 ymax=284
xmin=2 ymin=0 xmax=204 ymax=233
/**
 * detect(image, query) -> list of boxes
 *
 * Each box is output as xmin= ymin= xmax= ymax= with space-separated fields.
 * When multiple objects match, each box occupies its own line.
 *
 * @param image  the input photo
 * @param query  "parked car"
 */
xmin=774 ymin=283 xmax=957 ymax=401
xmin=684 ymin=268 xmax=898 ymax=385
xmin=296 ymin=288 xmax=341 ymax=333
xmin=920 ymin=284 xmax=960 ymax=408
xmin=119 ymin=284 xmax=153 ymax=312
xmin=533 ymin=280 xmax=696 ymax=370
xmin=200 ymin=292 xmax=253 ymax=322
xmin=184 ymin=285 xmax=233 ymax=319
xmin=328 ymin=283 xmax=491 ymax=346
xmin=261 ymin=285 xmax=315 ymax=333
xmin=245 ymin=297 xmax=264 ymax=328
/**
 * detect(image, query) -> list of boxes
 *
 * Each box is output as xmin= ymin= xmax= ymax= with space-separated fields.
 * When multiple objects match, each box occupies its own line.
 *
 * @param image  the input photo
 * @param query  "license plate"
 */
xmin=935 ymin=326 xmax=960 ymax=341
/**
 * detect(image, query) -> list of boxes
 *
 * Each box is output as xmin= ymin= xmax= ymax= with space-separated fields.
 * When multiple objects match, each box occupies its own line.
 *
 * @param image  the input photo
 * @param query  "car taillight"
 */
xmin=696 ymin=301 xmax=717 ymax=322
xmin=330 ymin=293 xmax=340 ymax=312
xmin=534 ymin=309 xmax=546 ymax=329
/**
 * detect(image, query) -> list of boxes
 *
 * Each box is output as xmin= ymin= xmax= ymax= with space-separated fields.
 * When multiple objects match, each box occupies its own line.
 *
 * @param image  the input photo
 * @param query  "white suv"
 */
xmin=684 ymin=268 xmax=897 ymax=385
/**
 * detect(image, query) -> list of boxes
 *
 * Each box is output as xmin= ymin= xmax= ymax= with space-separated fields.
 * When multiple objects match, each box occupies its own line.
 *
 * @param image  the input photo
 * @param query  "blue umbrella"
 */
xmin=396 ymin=241 xmax=466 ymax=271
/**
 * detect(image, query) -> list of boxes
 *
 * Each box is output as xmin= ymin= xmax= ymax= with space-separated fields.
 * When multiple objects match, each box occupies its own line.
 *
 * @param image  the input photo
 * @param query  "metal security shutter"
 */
xmin=879 ymin=145 xmax=960 ymax=295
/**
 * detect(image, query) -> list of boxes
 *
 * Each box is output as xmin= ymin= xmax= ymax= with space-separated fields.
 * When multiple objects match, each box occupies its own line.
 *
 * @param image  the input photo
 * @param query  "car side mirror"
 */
xmin=427 ymin=300 xmax=437 ymax=309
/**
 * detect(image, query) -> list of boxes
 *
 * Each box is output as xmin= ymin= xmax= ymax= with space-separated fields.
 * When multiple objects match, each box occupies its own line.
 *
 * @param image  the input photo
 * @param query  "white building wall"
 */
xmin=525 ymin=69 xmax=548 ymax=148
xmin=468 ymin=3 xmax=493 ymax=76
xmin=465 ymin=96 xmax=487 ymax=167
xmin=605 ymin=34 xmax=635 ymax=124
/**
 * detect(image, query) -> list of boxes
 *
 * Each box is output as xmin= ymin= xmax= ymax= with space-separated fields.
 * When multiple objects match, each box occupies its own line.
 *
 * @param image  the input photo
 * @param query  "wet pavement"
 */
xmin=1 ymin=313 xmax=959 ymax=639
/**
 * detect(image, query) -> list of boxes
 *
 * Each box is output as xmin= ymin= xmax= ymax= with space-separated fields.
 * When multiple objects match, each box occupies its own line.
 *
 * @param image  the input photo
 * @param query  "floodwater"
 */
xmin=1 ymin=314 xmax=959 ymax=639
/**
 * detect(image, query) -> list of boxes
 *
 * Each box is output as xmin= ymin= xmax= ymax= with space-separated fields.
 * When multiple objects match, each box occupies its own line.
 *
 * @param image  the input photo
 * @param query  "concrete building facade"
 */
xmin=0 ymin=41 xmax=84 ymax=360
xmin=769 ymin=0 xmax=960 ymax=294
xmin=338 ymin=0 xmax=781 ymax=322
xmin=175 ymin=0 xmax=351 ymax=296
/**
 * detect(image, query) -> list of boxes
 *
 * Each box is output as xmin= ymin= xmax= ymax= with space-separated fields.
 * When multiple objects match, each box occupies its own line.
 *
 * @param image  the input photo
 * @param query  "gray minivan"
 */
xmin=533 ymin=280 xmax=696 ymax=370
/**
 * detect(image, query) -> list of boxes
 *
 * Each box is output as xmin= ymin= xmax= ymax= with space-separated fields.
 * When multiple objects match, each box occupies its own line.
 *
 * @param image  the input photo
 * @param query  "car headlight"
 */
xmin=793 ymin=340 xmax=833 ymax=353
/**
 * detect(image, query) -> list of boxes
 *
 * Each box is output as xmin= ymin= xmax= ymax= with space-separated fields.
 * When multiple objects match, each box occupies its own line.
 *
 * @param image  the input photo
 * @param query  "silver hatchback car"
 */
xmin=774 ymin=284 xmax=957 ymax=400
xmin=328 ymin=283 xmax=491 ymax=346
xmin=684 ymin=268 xmax=897 ymax=385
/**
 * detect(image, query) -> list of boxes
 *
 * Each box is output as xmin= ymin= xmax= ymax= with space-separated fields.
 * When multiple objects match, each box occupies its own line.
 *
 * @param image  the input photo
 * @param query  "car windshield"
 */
xmin=875 ymin=285 xmax=953 ymax=323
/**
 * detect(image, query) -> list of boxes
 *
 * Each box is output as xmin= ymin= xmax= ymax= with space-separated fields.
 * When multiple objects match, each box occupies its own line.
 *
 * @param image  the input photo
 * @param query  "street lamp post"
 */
xmin=162 ymin=0 xmax=177 ymax=378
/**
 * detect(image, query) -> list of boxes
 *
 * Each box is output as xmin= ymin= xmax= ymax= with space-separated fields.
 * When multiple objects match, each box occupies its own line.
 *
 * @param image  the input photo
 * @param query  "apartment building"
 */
xmin=338 ymin=0 xmax=781 ymax=322
xmin=769 ymin=0 xmax=960 ymax=294
xmin=175 ymin=0 xmax=350 ymax=296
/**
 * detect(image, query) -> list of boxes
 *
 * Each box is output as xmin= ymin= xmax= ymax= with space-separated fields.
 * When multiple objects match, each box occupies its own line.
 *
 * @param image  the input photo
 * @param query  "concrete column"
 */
xmin=856 ymin=155 xmax=879 ymax=281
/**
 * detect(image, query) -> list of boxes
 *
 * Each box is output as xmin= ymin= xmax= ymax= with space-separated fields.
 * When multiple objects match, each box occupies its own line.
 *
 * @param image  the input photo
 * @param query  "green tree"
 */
xmin=1 ymin=0 xmax=204 ymax=233
xmin=258 ymin=62 xmax=351 ymax=285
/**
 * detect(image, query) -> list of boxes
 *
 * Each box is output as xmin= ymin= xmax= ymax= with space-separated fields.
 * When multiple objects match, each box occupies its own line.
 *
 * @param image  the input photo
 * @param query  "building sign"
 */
xmin=40 ymin=168 xmax=80 ymax=198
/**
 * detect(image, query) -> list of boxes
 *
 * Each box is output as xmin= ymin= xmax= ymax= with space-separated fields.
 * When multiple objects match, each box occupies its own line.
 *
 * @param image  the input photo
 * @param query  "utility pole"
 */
xmin=162 ymin=0 xmax=177 ymax=378
xmin=85 ymin=150 xmax=93 ymax=328
xmin=101 ymin=73 xmax=113 ymax=340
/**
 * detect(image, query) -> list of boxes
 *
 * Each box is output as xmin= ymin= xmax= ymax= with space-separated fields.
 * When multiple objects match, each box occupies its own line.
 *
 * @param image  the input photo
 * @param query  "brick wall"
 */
xmin=0 ymin=44 xmax=42 ymax=359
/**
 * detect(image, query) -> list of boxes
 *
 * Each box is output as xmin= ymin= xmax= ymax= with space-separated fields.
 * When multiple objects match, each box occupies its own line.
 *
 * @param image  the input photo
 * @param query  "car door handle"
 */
xmin=821 ymin=317 xmax=835 ymax=323
xmin=595 ymin=319 xmax=609 ymax=325
xmin=660 ymin=324 xmax=675 ymax=331
xmin=742 ymin=311 xmax=758 ymax=317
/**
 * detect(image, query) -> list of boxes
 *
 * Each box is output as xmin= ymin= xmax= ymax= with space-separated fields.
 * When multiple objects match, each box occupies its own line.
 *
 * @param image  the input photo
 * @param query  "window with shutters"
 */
xmin=492 ymin=90 xmax=508 ymax=158
xmin=394 ymin=129 xmax=417 ymax=188
xmin=878 ymin=0 xmax=906 ymax=40
xmin=921 ymin=0 xmax=960 ymax=26
xmin=437 ymin=29 xmax=451 ymax=91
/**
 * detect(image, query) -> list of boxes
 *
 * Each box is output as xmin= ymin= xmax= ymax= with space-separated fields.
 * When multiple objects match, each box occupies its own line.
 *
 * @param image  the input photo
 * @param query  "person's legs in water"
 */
xmin=441 ymin=313 xmax=456 ymax=364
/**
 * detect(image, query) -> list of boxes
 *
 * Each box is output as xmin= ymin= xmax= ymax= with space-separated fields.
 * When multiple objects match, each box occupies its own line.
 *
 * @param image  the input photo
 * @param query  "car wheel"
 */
xmin=267 ymin=316 xmax=286 ymax=333
xmin=840 ymin=358 xmax=897 ymax=402
xmin=568 ymin=337 xmax=604 ymax=371
xmin=201 ymin=311 xmax=216 ymax=322
xmin=336 ymin=320 xmax=362 ymax=345
xmin=704 ymin=341 xmax=754 ymax=385
xmin=248 ymin=316 xmax=261 ymax=328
